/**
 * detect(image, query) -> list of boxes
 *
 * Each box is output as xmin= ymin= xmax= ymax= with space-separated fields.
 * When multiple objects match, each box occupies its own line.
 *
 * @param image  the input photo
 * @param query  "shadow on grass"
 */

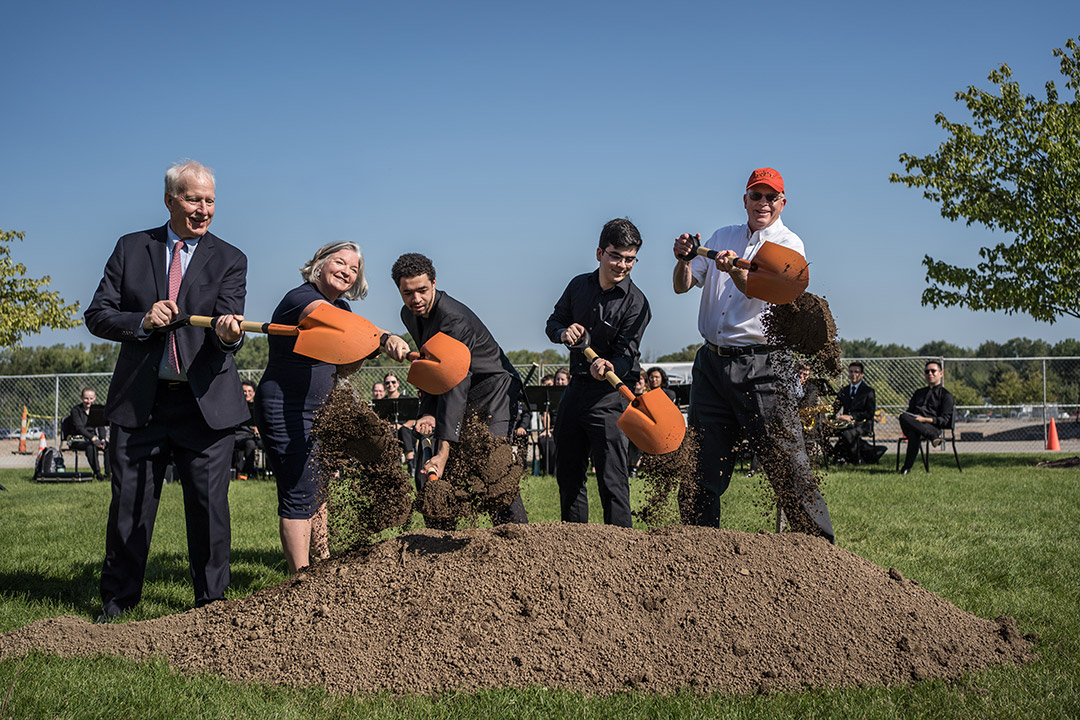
xmin=0 ymin=548 xmax=287 ymax=618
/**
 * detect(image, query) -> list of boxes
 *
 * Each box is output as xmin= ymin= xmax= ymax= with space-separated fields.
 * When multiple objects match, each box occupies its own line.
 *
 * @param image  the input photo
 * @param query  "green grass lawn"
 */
xmin=1 ymin=456 xmax=1078 ymax=719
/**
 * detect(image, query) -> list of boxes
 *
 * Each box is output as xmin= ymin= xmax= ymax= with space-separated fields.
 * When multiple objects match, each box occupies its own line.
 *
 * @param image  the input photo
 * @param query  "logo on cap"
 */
xmin=746 ymin=167 xmax=784 ymax=193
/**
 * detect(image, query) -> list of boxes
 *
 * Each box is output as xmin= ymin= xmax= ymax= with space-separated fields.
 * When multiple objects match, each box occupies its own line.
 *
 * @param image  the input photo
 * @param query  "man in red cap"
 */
xmin=671 ymin=168 xmax=834 ymax=543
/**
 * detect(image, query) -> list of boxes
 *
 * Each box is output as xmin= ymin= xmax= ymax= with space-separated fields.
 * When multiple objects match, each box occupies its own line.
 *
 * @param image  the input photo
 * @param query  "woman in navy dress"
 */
xmin=255 ymin=241 xmax=408 ymax=573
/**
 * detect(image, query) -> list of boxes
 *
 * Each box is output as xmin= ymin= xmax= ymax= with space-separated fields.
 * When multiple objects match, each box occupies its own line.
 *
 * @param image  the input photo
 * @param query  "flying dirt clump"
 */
xmin=635 ymin=428 xmax=700 ymax=528
xmin=0 ymin=523 xmax=1037 ymax=696
xmin=764 ymin=292 xmax=842 ymax=378
xmin=418 ymin=412 xmax=523 ymax=527
xmin=311 ymin=382 xmax=413 ymax=552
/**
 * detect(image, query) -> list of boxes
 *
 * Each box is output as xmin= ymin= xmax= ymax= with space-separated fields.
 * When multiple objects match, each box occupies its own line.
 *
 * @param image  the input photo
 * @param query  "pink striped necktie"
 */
xmin=167 ymin=240 xmax=185 ymax=374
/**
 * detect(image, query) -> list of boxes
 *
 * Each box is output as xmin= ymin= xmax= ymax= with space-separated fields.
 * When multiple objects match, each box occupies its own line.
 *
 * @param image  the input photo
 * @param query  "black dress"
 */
xmin=254 ymin=282 xmax=350 ymax=519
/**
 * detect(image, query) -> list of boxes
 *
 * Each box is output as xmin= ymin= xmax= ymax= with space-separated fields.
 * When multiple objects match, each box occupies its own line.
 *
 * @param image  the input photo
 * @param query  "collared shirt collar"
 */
xmin=590 ymin=267 xmax=630 ymax=295
xmin=166 ymin=224 xmax=201 ymax=250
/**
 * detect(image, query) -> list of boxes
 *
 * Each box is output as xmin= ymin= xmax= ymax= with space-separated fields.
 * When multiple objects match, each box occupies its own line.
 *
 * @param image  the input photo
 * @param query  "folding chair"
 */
xmin=896 ymin=417 xmax=962 ymax=472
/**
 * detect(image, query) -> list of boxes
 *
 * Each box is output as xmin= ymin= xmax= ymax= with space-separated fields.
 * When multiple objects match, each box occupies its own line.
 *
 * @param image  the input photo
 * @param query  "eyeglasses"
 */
xmin=602 ymin=249 xmax=638 ymax=267
xmin=385 ymin=379 xmax=398 ymax=385
xmin=747 ymin=191 xmax=784 ymax=203
xmin=925 ymin=368 xmax=940 ymax=375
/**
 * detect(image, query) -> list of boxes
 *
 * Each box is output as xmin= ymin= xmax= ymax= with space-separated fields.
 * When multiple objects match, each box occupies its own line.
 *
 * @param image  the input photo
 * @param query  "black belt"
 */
xmin=157 ymin=379 xmax=189 ymax=390
xmin=704 ymin=341 xmax=771 ymax=357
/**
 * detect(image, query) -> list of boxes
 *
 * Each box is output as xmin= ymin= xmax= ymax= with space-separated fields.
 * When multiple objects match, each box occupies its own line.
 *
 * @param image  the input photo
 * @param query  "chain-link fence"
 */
xmin=3 ymin=357 xmax=1077 ymax=454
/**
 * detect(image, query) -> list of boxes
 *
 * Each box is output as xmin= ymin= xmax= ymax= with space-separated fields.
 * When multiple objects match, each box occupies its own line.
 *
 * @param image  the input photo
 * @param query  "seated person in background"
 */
xmin=898 ymin=360 xmax=955 ymax=474
xmin=69 ymin=386 xmax=109 ymax=480
xmin=646 ymin=366 xmax=677 ymax=402
xmin=831 ymin=362 xmax=877 ymax=464
xmin=371 ymin=382 xmax=386 ymax=400
xmin=233 ymin=381 xmax=261 ymax=478
xmin=553 ymin=368 xmax=570 ymax=387
xmin=383 ymin=372 xmax=422 ymax=474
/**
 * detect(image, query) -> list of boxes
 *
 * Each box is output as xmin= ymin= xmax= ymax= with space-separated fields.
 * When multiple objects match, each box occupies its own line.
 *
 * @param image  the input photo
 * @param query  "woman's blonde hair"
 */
xmin=300 ymin=241 xmax=368 ymax=300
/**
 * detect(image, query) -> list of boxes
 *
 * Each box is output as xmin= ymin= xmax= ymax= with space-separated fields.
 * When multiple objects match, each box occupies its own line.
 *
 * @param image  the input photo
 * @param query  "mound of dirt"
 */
xmin=0 ymin=523 xmax=1034 ymax=696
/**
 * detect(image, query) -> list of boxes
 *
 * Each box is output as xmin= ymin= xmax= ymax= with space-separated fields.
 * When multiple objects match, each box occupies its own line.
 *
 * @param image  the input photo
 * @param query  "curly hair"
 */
xmin=391 ymin=253 xmax=436 ymax=286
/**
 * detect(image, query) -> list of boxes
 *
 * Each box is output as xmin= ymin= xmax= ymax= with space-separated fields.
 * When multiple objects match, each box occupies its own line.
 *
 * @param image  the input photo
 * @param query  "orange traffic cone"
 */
xmin=37 ymin=433 xmax=47 ymax=455
xmin=1047 ymin=418 xmax=1061 ymax=451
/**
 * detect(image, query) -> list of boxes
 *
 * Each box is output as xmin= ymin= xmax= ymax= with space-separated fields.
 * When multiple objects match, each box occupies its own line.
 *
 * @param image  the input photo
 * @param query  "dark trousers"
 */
xmin=832 ymin=423 xmax=870 ymax=463
xmin=681 ymin=347 xmax=834 ymax=542
xmin=898 ymin=413 xmax=941 ymax=469
xmin=70 ymin=438 xmax=109 ymax=477
xmin=101 ymin=382 xmax=233 ymax=615
xmin=554 ymin=378 xmax=632 ymax=527
xmin=232 ymin=431 xmax=260 ymax=475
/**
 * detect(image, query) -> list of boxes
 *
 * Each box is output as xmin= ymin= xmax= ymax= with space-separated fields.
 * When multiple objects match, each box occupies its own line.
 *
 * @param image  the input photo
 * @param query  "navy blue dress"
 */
xmin=255 ymin=282 xmax=350 ymax=519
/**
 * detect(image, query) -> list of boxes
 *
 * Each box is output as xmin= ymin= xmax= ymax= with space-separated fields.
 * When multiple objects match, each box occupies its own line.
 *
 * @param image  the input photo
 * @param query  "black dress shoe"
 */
xmin=95 ymin=607 xmax=121 ymax=623
xmin=900 ymin=466 xmax=912 ymax=475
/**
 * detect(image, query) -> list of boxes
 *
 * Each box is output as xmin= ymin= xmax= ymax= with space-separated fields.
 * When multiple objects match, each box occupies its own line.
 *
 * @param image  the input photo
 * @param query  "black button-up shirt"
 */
xmin=545 ymin=269 xmax=651 ymax=383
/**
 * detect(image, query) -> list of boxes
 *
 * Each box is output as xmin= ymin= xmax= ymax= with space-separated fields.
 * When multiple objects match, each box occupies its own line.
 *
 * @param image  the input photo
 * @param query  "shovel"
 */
xmin=162 ymin=302 xmax=382 ymax=365
xmin=681 ymin=234 xmax=809 ymax=304
xmin=404 ymin=332 xmax=471 ymax=395
xmin=567 ymin=332 xmax=685 ymax=455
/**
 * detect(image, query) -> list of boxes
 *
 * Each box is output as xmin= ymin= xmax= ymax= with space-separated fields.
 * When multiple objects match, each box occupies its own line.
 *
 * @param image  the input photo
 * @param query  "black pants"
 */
xmin=101 ymin=382 xmax=233 ymax=615
xmin=232 ymin=431 xmax=260 ymax=475
xmin=898 ymin=413 xmax=941 ymax=469
xmin=681 ymin=347 xmax=834 ymax=542
xmin=70 ymin=438 xmax=110 ymax=477
xmin=554 ymin=378 xmax=632 ymax=527
xmin=832 ymin=423 xmax=870 ymax=463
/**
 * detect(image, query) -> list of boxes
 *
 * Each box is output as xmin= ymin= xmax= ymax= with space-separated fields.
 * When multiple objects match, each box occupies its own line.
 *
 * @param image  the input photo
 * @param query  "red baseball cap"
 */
xmin=746 ymin=167 xmax=784 ymax=193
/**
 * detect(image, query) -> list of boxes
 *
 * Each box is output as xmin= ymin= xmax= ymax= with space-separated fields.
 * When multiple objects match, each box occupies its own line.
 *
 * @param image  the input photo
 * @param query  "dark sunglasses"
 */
xmin=748 ymin=191 xmax=784 ymax=203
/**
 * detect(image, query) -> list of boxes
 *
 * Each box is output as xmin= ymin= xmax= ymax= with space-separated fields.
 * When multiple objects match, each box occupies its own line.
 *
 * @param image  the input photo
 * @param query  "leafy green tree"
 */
xmin=0 ymin=342 xmax=119 ymax=375
xmin=917 ymin=340 xmax=972 ymax=358
xmin=0 ymin=228 xmax=82 ymax=347
xmin=657 ymin=344 xmax=702 ymax=363
xmin=890 ymin=37 xmax=1080 ymax=323
xmin=506 ymin=348 xmax=567 ymax=366
xmin=839 ymin=338 xmax=915 ymax=358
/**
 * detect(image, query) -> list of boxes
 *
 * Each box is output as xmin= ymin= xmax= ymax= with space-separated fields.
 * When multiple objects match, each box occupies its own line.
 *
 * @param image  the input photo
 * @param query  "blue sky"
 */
xmin=2 ymin=1 xmax=1077 ymax=360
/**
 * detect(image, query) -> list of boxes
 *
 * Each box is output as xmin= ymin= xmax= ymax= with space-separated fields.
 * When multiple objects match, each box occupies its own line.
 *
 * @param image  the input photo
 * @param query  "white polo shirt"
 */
xmin=690 ymin=217 xmax=805 ymax=347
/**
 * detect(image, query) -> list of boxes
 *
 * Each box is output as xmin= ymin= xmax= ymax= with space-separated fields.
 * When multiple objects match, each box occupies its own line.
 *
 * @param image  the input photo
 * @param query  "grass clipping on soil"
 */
xmin=0 ymin=524 xmax=1036 ymax=696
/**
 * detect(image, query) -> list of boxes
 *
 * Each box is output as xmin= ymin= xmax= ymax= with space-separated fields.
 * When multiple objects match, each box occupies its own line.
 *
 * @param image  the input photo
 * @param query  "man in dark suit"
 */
xmin=831 ymin=361 xmax=877 ymax=464
xmin=85 ymin=160 xmax=248 ymax=621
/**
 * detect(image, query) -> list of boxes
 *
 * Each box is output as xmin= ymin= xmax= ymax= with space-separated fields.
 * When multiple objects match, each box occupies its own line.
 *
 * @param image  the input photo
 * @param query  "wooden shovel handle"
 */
xmin=582 ymin=347 xmax=636 ymax=403
xmin=188 ymin=315 xmax=299 ymax=337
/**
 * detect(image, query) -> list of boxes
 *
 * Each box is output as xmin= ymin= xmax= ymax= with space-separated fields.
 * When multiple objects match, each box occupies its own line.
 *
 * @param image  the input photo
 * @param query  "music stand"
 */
xmin=671 ymin=384 xmax=691 ymax=409
xmin=371 ymin=397 xmax=420 ymax=424
xmin=523 ymin=386 xmax=565 ymax=476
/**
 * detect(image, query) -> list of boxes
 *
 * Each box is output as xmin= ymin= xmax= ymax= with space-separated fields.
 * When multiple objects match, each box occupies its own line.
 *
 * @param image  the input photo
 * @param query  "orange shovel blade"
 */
xmin=617 ymin=388 xmax=686 ymax=455
xmin=407 ymin=332 xmax=471 ymax=395
xmin=292 ymin=303 xmax=381 ymax=365
xmin=745 ymin=241 xmax=809 ymax=305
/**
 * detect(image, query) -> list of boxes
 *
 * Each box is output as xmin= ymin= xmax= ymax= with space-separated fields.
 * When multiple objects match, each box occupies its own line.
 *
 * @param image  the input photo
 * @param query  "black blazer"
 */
xmin=85 ymin=224 xmax=249 ymax=431
xmin=833 ymin=382 xmax=876 ymax=432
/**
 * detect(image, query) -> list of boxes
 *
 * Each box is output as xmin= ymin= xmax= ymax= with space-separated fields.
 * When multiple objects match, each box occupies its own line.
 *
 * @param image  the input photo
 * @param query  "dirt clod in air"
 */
xmin=311 ymin=382 xmax=413 ymax=552
xmin=636 ymin=428 xmax=699 ymax=528
xmin=0 ymin=523 xmax=1036 ymax=696
xmin=764 ymin=292 xmax=842 ymax=377
xmin=419 ymin=412 xmax=523 ymax=526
